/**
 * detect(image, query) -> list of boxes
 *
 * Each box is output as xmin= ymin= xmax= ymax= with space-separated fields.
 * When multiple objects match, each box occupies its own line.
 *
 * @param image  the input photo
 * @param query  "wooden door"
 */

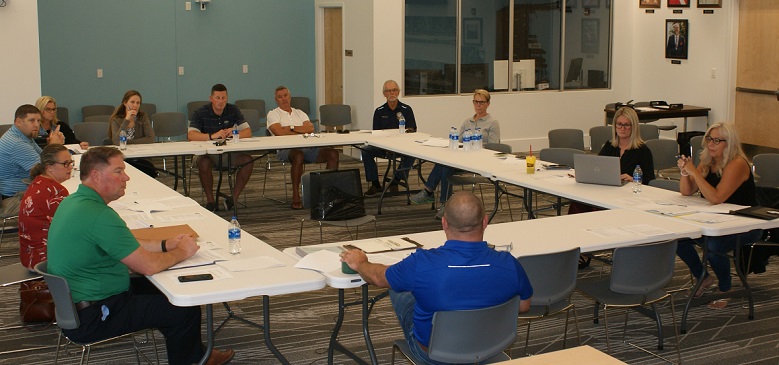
xmin=324 ymin=8 xmax=343 ymax=105
xmin=735 ymin=1 xmax=779 ymax=148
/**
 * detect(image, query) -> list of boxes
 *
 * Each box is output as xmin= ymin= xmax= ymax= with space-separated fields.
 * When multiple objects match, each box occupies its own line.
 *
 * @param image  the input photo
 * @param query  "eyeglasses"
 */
xmin=383 ymin=88 xmax=400 ymax=93
xmin=615 ymin=123 xmax=632 ymax=129
xmin=54 ymin=160 xmax=75 ymax=168
xmin=44 ymin=107 xmax=58 ymax=112
xmin=705 ymin=136 xmax=727 ymax=145
xmin=472 ymin=100 xmax=488 ymax=105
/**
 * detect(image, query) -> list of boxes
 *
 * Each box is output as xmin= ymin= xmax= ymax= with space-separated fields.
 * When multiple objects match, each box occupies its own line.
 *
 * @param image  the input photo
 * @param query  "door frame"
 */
xmin=315 ymin=2 xmax=345 ymax=120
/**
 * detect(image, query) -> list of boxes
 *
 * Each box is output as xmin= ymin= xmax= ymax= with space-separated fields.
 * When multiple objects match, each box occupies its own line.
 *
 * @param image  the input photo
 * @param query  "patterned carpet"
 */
xmin=1 ymin=150 xmax=778 ymax=364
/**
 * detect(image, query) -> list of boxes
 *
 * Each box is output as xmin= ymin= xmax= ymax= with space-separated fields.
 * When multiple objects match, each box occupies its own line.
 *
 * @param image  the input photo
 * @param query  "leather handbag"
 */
xmin=19 ymin=279 xmax=56 ymax=323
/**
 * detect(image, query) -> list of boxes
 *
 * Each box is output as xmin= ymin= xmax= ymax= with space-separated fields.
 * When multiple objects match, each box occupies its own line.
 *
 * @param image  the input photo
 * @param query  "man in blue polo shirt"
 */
xmin=341 ymin=192 xmax=532 ymax=364
xmin=362 ymin=80 xmax=418 ymax=197
xmin=0 ymin=104 xmax=64 ymax=217
xmin=187 ymin=84 xmax=254 ymax=212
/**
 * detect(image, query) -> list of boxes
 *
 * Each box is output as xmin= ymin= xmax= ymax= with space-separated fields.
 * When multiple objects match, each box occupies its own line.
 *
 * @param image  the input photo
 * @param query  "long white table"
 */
xmin=284 ymin=209 xmax=701 ymax=365
xmin=63 ymin=153 xmax=326 ymax=364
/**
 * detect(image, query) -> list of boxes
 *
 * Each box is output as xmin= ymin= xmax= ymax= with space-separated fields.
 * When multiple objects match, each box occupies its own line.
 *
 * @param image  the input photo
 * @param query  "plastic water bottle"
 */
xmin=632 ymin=165 xmax=643 ymax=194
xmin=449 ymin=127 xmax=458 ymax=150
xmin=398 ymin=114 xmax=406 ymax=134
xmin=463 ymin=129 xmax=472 ymax=152
xmin=228 ymin=216 xmax=241 ymax=254
xmin=119 ymin=129 xmax=127 ymax=150
xmin=232 ymin=124 xmax=240 ymax=144
xmin=474 ymin=128 xmax=483 ymax=150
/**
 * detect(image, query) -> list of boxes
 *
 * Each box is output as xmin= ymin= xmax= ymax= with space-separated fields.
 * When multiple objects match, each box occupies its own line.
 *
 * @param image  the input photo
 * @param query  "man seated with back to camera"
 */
xmin=46 ymin=146 xmax=234 ymax=365
xmin=362 ymin=80 xmax=418 ymax=197
xmin=341 ymin=192 xmax=532 ymax=364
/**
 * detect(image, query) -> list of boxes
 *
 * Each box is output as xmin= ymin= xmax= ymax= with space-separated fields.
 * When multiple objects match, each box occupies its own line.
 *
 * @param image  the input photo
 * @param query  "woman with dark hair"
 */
xmin=33 ymin=96 xmax=87 ymax=149
xmin=18 ymin=144 xmax=73 ymax=269
xmin=676 ymin=122 xmax=762 ymax=309
xmin=108 ymin=90 xmax=157 ymax=177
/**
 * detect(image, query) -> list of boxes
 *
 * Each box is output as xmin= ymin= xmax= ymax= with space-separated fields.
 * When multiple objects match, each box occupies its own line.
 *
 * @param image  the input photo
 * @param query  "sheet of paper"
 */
xmin=621 ymin=224 xmax=673 ymax=236
xmin=112 ymin=199 xmax=172 ymax=213
xmin=158 ymin=212 xmax=207 ymax=223
xmin=585 ymin=227 xmax=633 ymax=239
xmin=679 ymin=212 xmax=739 ymax=224
xmin=348 ymin=238 xmax=416 ymax=253
xmin=419 ymin=138 xmax=450 ymax=148
xmin=366 ymin=252 xmax=409 ymax=266
xmin=696 ymin=203 xmax=749 ymax=214
xmin=120 ymin=212 xmax=155 ymax=228
xmin=157 ymin=196 xmax=201 ymax=208
xmin=217 ymin=256 xmax=285 ymax=272
xmin=294 ymin=249 xmax=341 ymax=273
xmin=64 ymin=143 xmax=87 ymax=154
xmin=168 ymin=249 xmax=227 ymax=270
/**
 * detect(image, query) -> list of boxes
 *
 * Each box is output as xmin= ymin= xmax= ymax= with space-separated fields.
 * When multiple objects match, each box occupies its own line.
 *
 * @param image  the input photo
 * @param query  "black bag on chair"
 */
xmin=311 ymin=186 xmax=366 ymax=221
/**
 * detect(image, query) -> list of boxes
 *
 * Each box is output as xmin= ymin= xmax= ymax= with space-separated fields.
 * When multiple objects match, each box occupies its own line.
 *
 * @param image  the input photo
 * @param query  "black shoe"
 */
xmin=389 ymin=184 xmax=399 ymax=194
xmin=578 ymin=254 xmax=592 ymax=269
xmin=205 ymin=202 xmax=217 ymax=212
xmin=223 ymin=197 xmax=234 ymax=211
xmin=364 ymin=185 xmax=382 ymax=197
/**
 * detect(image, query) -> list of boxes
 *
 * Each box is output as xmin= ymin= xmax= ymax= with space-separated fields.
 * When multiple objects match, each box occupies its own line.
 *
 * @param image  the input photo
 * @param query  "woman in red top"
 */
xmin=18 ymin=144 xmax=74 ymax=269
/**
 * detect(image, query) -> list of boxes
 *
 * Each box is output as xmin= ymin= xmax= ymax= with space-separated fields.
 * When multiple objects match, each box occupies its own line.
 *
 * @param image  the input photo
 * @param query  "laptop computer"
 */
xmin=573 ymin=154 xmax=626 ymax=186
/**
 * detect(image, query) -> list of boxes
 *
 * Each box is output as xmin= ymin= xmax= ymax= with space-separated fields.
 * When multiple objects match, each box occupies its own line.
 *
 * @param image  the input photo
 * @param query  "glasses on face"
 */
xmin=705 ymin=136 xmax=727 ymax=145
xmin=615 ymin=123 xmax=632 ymax=129
xmin=472 ymin=100 xmax=488 ymax=105
xmin=54 ymin=160 xmax=75 ymax=168
xmin=44 ymin=107 xmax=58 ymax=113
xmin=383 ymin=88 xmax=400 ymax=93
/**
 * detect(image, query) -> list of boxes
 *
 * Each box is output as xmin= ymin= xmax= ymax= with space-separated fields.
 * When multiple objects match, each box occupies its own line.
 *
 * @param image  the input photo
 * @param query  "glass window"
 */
xmin=404 ymin=1 xmax=458 ymax=95
xmin=405 ymin=0 xmax=612 ymax=94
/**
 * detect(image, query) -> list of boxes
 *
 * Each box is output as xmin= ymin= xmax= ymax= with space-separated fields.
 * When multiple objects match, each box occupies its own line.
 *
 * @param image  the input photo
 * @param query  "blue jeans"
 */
xmin=424 ymin=164 xmax=455 ymax=203
xmin=361 ymin=146 xmax=415 ymax=184
xmin=389 ymin=290 xmax=451 ymax=365
xmin=676 ymin=229 xmax=763 ymax=292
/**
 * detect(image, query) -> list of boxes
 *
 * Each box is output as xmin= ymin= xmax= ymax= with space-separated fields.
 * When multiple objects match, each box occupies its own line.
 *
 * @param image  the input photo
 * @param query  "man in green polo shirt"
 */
xmin=47 ymin=147 xmax=234 ymax=365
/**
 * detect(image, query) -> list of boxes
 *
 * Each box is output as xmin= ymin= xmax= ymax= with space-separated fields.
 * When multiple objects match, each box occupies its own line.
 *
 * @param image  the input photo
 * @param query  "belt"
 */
xmin=75 ymin=301 xmax=94 ymax=311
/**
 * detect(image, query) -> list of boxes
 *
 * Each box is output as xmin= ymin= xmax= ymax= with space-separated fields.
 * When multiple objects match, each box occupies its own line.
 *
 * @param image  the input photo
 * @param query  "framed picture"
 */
xmin=462 ymin=18 xmax=482 ymax=46
xmin=665 ymin=19 xmax=688 ymax=59
xmin=697 ymin=0 xmax=721 ymax=8
xmin=639 ymin=0 xmax=661 ymax=9
xmin=667 ymin=0 xmax=691 ymax=8
xmin=582 ymin=0 xmax=599 ymax=7
xmin=582 ymin=19 xmax=599 ymax=54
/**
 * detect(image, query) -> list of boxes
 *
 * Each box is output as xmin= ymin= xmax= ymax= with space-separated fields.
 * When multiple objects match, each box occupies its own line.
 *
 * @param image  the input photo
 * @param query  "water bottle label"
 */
xmin=228 ymin=228 xmax=241 ymax=240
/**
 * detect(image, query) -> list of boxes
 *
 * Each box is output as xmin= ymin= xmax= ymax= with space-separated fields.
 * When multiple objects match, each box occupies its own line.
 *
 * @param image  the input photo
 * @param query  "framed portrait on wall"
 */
xmin=667 ymin=0 xmax=691 ymax=8
xmin=665 ymin=19 xmax=688 ymax=59
xmin=697 ymin=0 xmax=722 ymax=8
xmin=639 ymin=0 xmax=661 ymax=8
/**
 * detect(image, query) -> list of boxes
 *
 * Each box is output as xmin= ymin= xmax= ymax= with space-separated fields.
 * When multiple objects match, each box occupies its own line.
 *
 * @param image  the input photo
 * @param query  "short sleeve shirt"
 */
xmin=47 ymin=184 xmax=140 ymax=303
xmin=188 ymin=103 xmax=249 ymax=135
xmin=385 ymin=240 xmax=533 ymax=347
xmin=266 ymin=107 xmax=309 ymax=133
xmin=372 ymin=101 xmax=417 ymax=131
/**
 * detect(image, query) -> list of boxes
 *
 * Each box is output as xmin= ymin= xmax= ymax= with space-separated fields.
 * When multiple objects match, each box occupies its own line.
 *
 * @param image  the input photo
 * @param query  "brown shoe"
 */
xmin=206 ymin=349 xmax=235 ymax=365
xmin=364 ymin=185 xmax=381 ymax=197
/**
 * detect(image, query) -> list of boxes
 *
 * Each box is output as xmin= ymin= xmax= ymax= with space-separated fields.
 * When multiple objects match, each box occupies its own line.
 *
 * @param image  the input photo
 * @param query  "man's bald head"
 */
xmin=443 ymin=192 xmax=486 ymax=233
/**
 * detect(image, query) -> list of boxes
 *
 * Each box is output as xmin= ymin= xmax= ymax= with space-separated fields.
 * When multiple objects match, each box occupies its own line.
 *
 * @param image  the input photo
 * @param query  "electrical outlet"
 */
xmin=185 ymin=2 xmax=191 ymax=10
xmin=242 ymin=65 xmax=248 ymax=74
xmin=97 ymin=69 xmax=103 ymax=78
xmin=178 ymin=67 xmax=184 ymax=76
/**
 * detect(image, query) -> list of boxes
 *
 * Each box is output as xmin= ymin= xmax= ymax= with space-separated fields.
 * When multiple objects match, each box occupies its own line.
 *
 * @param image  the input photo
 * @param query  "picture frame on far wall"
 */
xmin=639 ymin=0 xmax=661 ymax=8
xmin=665 ymin=19 xmax=688 ymax=59
xmin=697 ymin=0 xmax=721 ymax=8
xmin=667 ymin=0 xmax=691 ymax=8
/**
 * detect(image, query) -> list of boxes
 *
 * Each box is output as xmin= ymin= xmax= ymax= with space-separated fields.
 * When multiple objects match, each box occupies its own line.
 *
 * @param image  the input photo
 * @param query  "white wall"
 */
xmin=358 ymin=1 xmax=740 ymax=151
xmin=0 ymin=1 xmax=41 ymax=124
xmin=630 ymin=2 xmax=738 ymax=132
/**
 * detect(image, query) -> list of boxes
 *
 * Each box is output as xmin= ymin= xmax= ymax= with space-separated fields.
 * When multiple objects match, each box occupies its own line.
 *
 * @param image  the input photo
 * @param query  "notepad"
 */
xmin=344 ymin=238 xmax=421 ymax=254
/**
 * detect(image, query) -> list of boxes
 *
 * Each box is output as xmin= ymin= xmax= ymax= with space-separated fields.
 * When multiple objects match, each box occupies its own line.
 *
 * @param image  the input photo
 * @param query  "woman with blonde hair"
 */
xmin=597 ymin=106 xmax=655 ymax=183
xmin=676 ymin=122 xmax=761 ymax=309
xmin=33 ymin=96 xmax=88 ymax=149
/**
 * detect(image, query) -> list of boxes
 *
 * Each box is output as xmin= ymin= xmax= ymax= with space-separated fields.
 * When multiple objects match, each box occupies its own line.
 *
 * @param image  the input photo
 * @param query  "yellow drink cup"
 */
xmin=526 ymin=155 xmax=536 ymax=174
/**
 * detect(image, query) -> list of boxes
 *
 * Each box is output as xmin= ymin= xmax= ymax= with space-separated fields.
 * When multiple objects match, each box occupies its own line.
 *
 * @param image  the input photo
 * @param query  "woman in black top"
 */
xmin=34 ymin=96 xmax=88 ymax=149
xmin=676 ymin=122 xmax=761 ymax=309
xmin=597 ymin=106 xmax=655 ymax=184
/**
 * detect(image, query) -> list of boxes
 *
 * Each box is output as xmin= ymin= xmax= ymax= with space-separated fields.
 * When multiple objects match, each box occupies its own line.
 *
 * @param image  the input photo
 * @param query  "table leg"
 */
xmin=327 ymin=286 xmax=387 ymax=365
xmin=262 ymin=295 xmax=290 ymax=365
xmin=197 ymin=304 xmax=214 ymax=365
xmin=362 ymin=285 xmax=379 ymax=365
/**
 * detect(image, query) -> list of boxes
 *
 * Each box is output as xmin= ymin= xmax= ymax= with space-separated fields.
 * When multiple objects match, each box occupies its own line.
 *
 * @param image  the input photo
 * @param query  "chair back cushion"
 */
xmin=610 ymin=240 xmax=677 ymax=295
xmin=518 ymin=247 xmax=580 ymax=306
xmin=427 ymin=296 xmax=519 ymax=363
